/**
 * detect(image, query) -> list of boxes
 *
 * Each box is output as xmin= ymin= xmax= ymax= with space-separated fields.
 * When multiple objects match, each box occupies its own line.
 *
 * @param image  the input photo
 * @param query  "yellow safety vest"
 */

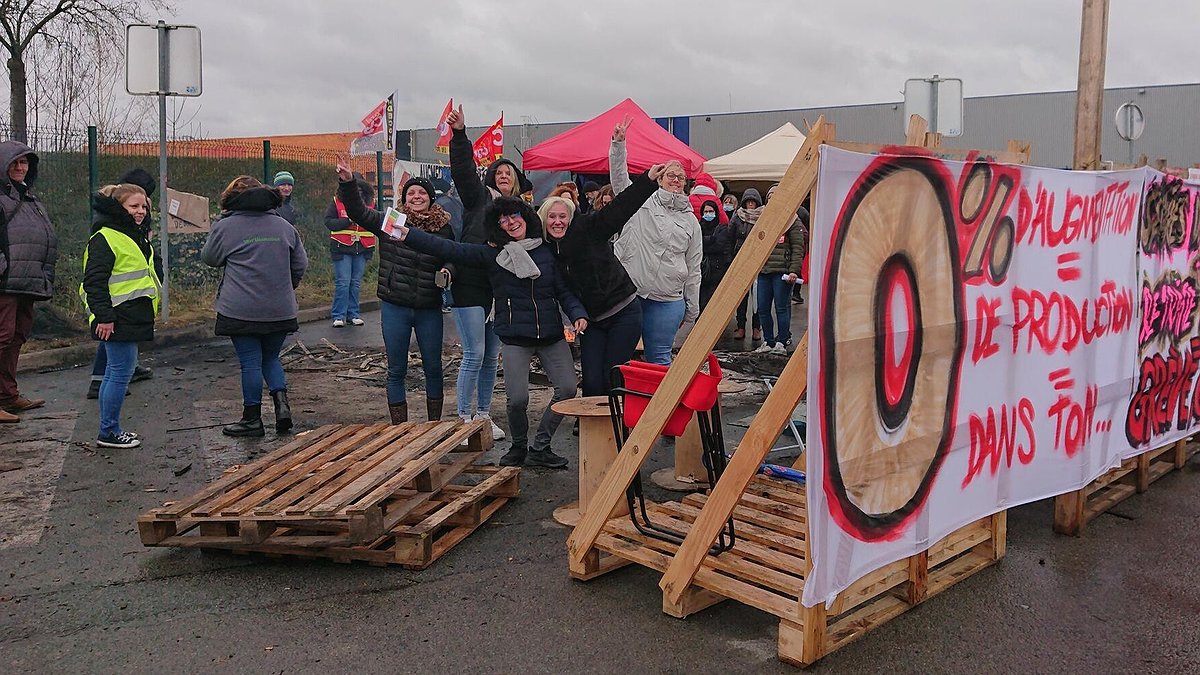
xmin=79 ymin=228 xmax=161 ymax=323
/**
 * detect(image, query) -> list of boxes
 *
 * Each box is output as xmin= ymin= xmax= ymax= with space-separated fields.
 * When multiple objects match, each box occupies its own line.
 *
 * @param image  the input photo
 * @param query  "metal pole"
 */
xmin=1126 ymin=102 xmax=1135 ymax=165
xmin=262 ymin=140 xmax=272 ymax=183
xmin=157 ymin=21 xmax=171 ymax=323
xmin=87 ymin=125 xmax=98 ymax=203
xmin=375 ymin=151 xmax=384 ymax=207
xmin=929 ymin=74 xmax=941 ymax=135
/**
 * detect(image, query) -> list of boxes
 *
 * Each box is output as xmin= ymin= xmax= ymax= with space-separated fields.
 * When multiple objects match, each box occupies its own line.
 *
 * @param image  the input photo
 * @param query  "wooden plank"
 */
xmin=656 ymin=501 xmax=808 ymax=568
xmin=399 ymin=467 xmax=519 ymax=536
xmin=195 ymin=425 xmax=379 ymax=517
xmin=829 ymin=140 xmax=1029 ymax=165
xmin=904 ymin=114 xmax=929 ymax=146
xmin=1072 ymin=0 xmax=1110 ymax=170
xmin=567 ymin=119 xmax=833 ymax=566
xmin=1053 ymin=490 xmax=1087 ymax=536
xmin=663 ymin=585 xmax=726 ymax=619
xmin=157 ymin=425 xmax=346 ymax=518
xmin=255 ymin=423 xmax=417 ymax=516
xmin=661 ymin=331 xmax=810 ymax=604
xmin=301 ymin=421 xmax=461 ymax=516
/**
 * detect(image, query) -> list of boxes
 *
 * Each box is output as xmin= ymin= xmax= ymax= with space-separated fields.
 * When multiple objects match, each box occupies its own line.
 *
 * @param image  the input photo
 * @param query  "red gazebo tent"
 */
xmin=522 ymin=98 xmax=706 ymax=176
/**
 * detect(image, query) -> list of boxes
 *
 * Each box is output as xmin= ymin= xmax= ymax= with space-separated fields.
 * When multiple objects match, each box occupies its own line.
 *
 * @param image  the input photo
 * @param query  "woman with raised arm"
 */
xmin=334 ymin=163 xmax=455 ymax=424
xmin=541 ymin=116 xmax=666 ymax=398
xmin=344 ymin=158 xmax=586 ymax=470
xmin=443 ymin=104 xmax=531 ymax=441
xmin=609 ymin=123 xmax=702 ymax=365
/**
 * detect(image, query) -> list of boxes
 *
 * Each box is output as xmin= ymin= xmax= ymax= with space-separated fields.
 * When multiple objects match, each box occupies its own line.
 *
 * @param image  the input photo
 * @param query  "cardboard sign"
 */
xmin=165 ymin=188 xmax=211 ymax=233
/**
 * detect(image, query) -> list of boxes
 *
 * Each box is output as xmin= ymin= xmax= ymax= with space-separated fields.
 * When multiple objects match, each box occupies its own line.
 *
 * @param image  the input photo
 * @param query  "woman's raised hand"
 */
xmin=335 ymin=158 xmax=352 ymax=182
xmin=448 ymin=104 xmax=466 ymax=131
xmin=647 ymin=163 xmax=667 ymax=181
xmin=612 ymin=114 xmax=632 ymax=142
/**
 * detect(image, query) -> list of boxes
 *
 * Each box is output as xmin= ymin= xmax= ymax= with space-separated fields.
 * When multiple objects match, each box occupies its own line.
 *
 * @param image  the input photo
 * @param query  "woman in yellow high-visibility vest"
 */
xmin=80 ymin=183 xmax=160 ymax=449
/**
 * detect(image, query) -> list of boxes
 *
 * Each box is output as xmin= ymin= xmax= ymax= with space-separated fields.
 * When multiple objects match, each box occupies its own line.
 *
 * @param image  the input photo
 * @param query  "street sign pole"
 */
xmin=157 ymin=20 xmax=171 ymax=322
xmin=929 ymin=75 xmax=940 ymax=135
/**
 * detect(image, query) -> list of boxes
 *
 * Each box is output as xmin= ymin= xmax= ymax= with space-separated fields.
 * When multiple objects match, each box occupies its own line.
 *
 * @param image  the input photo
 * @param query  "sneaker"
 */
xmin=97 ymin=431 xmax=141 ymax=449
xmin=472 ymin=413 xmax=505 ymax=441
xmin=771 ymin=343 xmax=789 ymax=356
xmin=131 ymin=365 xmax=154 ymax=382
xmin=350 ymin=317 xmax=365 ymax=326
xmin=332 ymin=319 xmax=346 ymax=328
xmin=525 ymin=448 xmax=569 ymax=469
xmin=753 ymin=342 xmax=774 ymax=354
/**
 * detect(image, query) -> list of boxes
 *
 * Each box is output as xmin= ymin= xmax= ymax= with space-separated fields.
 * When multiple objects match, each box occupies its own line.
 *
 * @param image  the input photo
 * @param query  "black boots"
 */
xmin=271 ymin=389 xmax=292 ymax=433
xmin=223 ymin=405 xmax=265 ymax=437
xmin=525 ymin=447 xmax=569 ymax=469
xmin=499 ymin=445 xmax=527 ymax=467
xmin=389 ymin=402 xmax=408 ymax=425
xmin=426 ymin=398 xmax=443 ymax=421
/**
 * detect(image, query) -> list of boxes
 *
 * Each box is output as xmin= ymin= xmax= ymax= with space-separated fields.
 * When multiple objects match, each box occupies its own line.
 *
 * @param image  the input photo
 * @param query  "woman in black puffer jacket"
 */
xmin=337 ymin=174 xmax=454 ymax=425
xmin=354 ymin=163 xmax=587 ymax=471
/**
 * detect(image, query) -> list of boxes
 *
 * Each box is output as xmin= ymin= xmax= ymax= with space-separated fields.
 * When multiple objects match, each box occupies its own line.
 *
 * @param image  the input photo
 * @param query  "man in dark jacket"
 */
xmin=0 ymin=140 xmax=57 ymax=422
xmin=273 ymin=171 xmax=299 ymax=225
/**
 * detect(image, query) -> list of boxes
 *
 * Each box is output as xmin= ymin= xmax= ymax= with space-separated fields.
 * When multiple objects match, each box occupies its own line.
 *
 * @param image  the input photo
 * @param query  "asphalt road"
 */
xmin=2 ymin=309 xmax=1199 ymax=674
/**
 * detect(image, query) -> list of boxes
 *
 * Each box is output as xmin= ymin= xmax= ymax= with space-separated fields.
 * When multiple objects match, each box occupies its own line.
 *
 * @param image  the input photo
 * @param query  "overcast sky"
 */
xmin=142 ymin=0 xmax=1199 ymax=138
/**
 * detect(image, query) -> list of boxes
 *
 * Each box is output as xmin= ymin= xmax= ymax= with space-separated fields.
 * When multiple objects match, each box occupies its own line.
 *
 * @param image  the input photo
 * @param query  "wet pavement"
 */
xmin=2 ymin=299 xmax=1199 ymax=673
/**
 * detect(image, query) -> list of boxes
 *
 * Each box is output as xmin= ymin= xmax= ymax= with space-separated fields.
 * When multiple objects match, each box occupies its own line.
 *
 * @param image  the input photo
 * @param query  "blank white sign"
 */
xmin=126 ymin=24 xmax=202 ymax=96
xmin=903 ymin=78 xmax=963 ymax=137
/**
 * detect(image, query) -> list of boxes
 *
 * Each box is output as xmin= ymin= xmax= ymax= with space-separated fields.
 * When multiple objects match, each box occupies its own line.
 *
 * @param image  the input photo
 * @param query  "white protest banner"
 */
xmin=1126 ymin=170 xmax=1200 ymax=454
xmin=803 ymin=146 xmax=1145 ymax=607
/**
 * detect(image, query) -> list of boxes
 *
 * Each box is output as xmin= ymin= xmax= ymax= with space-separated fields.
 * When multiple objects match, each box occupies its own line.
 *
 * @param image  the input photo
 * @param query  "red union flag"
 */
xmin=350 ymin=91 xmax=396 ymax=156
xmin=472 ymin=113 xmax=504 ymax=166
xmin=433 ymin=98 xmax=454 ymax=155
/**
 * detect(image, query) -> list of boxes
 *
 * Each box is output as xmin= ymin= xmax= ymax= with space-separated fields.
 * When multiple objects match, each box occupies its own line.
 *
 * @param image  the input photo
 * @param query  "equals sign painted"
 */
xmin=1057 ymin=252 xmax=1082 ymax=282
xmin=1049 ymin=367 xmax=1075 ymax=391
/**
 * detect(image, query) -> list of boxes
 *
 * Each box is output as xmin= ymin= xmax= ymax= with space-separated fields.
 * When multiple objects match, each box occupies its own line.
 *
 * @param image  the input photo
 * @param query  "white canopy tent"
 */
xmin=703 ymin=122 xmax=807 ymax=182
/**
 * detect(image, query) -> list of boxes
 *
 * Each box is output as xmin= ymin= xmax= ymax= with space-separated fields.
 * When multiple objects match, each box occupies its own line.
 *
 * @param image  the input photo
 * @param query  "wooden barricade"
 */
xmin=138 ymin=420 xmax=519 ymax=569
xmin=1053 ymin=436 xmax=1198 ymax=536
xmin=567 ymin=116 xmax=1027 ymax=667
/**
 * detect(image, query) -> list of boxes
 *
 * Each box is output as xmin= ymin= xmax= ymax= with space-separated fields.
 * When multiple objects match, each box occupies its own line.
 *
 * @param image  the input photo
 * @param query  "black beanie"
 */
xmin=118 ymin=168 xmax=156 ymax=197
xmin=401 ymin=176 xmax=436 ymax=204
xmin=582 ymin=180 xmax=600 ymax=193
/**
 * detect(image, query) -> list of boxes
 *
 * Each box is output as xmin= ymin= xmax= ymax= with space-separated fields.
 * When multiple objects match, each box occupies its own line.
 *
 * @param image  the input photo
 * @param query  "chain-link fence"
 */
xmin=6 ymin=125 xmax=387 ymax=340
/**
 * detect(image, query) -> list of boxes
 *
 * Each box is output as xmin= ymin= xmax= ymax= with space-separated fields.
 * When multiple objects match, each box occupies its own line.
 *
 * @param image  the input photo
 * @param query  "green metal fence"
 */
xmin=7 ymin=125 xmax=386 ymax=337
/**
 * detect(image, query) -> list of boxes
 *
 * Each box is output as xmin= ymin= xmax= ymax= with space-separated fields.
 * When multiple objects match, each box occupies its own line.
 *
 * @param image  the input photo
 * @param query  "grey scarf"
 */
xmin=495 ymin=238 xmax=542 ymax=279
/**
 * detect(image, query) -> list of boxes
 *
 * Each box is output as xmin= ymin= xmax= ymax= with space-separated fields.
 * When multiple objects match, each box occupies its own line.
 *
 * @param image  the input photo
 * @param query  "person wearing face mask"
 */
xmin=610 ymin=117 xmax=702 ymax=365
xmin=333 ymin=165 xmax=455 ymax=425
xmin=540 ymin=142 xmax=666 ymax=399
xmin=446 ymin=104 xmax=533 ymax=441
xmin=81 ymin=184 xmax=160 ymax=448
xmin=688 ymin=172 xmax=728 ymax=227
xmin=729 ymin=188 xmax=764 ymax=343
xmin=698 ymin=200 xmax=735 ymax=311
xmin=375 ymin=188 xmax=587 ymax=470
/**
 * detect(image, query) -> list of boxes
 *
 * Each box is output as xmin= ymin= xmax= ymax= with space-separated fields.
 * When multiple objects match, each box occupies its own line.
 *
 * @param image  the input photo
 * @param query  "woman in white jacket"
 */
xmin=610 ymin=118 xmax=702 ymax=365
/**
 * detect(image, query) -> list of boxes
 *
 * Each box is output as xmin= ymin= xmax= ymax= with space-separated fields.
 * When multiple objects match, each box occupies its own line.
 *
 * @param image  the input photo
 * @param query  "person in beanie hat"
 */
xmin=84 ymin=168 xmax=157 ymax=399
xmin=333 ymin=164 xmax=454 ymax=425
xmin=273 ymin=170 xmax=299 ymax=225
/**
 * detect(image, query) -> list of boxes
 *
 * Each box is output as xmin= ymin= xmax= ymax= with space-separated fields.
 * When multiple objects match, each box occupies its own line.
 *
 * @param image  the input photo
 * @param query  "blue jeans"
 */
xmin=756 ymin=273 xmax=793 ymax=346
xmin=640 ymin=297 xmax=685 ymax=365
xmin=580 ymin=298 xmax=642 ymax=397
xmin=381 ymin=300 xmax=444 ymax=405
xmin=99 ymin=340 xmax=138 ymax=438
xmin=451 ymin=305 xmax=500 ymax=419
xmin=231 ymin=332 xmax=289 ymax=406
xmin=331 ymin=253 xmax=368 ymax=321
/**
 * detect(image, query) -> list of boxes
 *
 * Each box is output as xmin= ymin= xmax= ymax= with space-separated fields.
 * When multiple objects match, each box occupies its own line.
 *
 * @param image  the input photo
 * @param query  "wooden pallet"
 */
xmin=1053 ymin=436 xmax=1198 ymax=536
xmin=138 ymin=420 xmax=493 ymax=548
xmin=147 ymin=465 xmax=520 ymax=569
xmin=577 ymin=475 xmax=1005 ymax=667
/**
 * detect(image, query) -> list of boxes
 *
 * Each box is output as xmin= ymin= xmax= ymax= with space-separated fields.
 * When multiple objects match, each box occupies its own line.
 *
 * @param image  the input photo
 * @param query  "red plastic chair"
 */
xmin=617 ymin=353 xmax=722 ymax=437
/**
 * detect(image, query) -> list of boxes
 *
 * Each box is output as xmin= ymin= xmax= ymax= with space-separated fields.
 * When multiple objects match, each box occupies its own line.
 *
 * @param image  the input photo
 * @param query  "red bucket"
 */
xmin=618 ymin=354 xmax=722 ymax=437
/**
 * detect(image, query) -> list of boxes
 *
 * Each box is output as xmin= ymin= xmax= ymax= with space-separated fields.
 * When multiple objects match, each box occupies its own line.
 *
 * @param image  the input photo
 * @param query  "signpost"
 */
xmin=903 ymin=75 xmax=963 ymax=137
xmin=1114 ymin=101 xmax=1144 ymax=165
xmin=125 ymin=21 xmax=202 ymax=322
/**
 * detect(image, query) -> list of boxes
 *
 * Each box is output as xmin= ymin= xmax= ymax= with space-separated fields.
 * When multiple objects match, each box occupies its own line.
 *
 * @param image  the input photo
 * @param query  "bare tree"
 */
xmin=0 ymin=0 xmax=170 ymax=142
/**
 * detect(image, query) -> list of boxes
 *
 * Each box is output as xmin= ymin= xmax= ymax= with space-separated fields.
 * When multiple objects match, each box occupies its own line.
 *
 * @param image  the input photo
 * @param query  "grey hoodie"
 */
xmin=0 ymin=140 xmax=57 ymax=298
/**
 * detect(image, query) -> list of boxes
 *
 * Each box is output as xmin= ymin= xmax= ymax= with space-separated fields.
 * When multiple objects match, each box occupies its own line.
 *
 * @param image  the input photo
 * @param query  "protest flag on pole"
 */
xmin=434 ymin=98 xmax=454 ymax=154
xmin=350 ymin=91 xmax=396 ymax=156
xmin=472 ymin=113 xmax=504 ymax=166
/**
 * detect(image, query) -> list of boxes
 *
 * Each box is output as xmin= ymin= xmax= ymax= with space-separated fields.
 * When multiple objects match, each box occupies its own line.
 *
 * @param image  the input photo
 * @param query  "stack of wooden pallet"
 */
xmin=138 ymin=420 xmax=518 ymax=569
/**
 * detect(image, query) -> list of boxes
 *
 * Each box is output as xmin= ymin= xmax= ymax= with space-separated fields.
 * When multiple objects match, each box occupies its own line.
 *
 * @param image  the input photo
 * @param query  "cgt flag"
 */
xmin=472 ymin=113 xmax=504 ymax=166
xmin=350 ymin=91 xmax=396 ymax=156
xmin=433 ymin=98 xmax=454 ymax=154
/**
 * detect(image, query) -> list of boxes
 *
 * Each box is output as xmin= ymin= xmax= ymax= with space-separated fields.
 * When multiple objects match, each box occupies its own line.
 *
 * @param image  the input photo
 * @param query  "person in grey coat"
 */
xmin=0 ymin=140 xmax=57 ymax=423
xmin=202 ymin=175 xmax=308 ymax=437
